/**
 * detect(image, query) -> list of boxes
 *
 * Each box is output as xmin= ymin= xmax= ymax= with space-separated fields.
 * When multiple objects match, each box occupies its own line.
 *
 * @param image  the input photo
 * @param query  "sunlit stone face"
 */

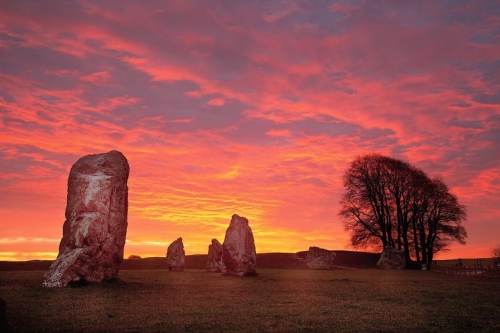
xmin=221 ymin=214 xmax=257 ymax=276
xmin=43 ymin=151 xmax=129 ymax=287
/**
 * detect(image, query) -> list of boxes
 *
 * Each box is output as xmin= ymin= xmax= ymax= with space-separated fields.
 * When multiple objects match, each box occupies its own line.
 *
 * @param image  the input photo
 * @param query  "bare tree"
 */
xmin=415 ymin=177 xmax=467 ymax=266
xmin=492 ymin=244 xmax=500 ymax=260
xmin=339 ymin=154 xmax=467 ymax=269
xmin=339 ymin=154 xmax=394 ymax=250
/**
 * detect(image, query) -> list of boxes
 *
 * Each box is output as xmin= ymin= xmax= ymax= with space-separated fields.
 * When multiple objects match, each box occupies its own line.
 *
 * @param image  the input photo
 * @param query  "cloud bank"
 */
xmin=0 ymin=0 xmax=499 ymax=260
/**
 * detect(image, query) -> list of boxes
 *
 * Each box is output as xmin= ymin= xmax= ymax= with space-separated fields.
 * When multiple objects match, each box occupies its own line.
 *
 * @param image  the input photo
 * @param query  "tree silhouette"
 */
xmin=339 ymin=154 xmax=467 ymax=268
xmin=492 ymin=244 xmax=500 ymax=262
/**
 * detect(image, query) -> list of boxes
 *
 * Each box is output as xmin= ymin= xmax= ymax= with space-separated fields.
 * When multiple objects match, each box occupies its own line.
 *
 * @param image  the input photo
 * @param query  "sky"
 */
xmin=0 ymin=0 xmax=499 ymax=262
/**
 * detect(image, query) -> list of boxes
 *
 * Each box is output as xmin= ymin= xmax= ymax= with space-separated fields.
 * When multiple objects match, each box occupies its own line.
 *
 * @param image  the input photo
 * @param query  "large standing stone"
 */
xmin=43 ymin=150 xmax=129 ymax=287
xmin=305 ymin=246 xmax=336 ymax=269
xmin=206 ymin=238 xmax=223 ymax=272
xmin=377 ymin=246 xmax=405 ymax=269
xmin=222 ymin=214 xmax=257 ymax=276
xmin=166 ymin=237 xmax=185 ymax=271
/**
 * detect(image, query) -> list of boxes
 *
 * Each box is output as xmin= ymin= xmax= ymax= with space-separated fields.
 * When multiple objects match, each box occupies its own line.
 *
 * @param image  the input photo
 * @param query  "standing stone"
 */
xmin=377 ymin=246 xmax=405 ymax=269
xmin=166 ymin=237 xmax=185 ymax=271
xmin=206 ymin=238 xmax=223 ymax=272
xmin=305 ymin=246 xmax=336 ymax=269
xmin=128 ymin=255 xmax=142 ymax=260
xmin=43 ymin=150 xmax=129 ymax=287
xmin=222 ymin=214 xmax=257 ymax=276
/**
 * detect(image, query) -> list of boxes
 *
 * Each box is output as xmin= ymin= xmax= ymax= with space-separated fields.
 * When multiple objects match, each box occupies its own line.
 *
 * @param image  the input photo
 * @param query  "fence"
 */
xmin=433 ymin=264 xmax=500 ymax=279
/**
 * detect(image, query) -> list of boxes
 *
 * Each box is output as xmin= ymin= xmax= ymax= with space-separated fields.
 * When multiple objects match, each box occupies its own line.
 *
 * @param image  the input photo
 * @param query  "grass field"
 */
xmin=1 ymin=268 xmax=499 ymax=332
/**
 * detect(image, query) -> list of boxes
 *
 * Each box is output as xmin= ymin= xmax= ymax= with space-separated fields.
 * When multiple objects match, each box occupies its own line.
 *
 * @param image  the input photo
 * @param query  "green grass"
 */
xmin=1 ymin=269 xmax=499 ymax=332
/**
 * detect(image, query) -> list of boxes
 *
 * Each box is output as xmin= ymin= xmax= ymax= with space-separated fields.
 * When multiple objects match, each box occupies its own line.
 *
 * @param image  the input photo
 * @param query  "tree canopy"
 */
xmin=492 ymin=244 xmax=500 ymax=260
xmin=338 ymin=153 xmax=467 ymax=268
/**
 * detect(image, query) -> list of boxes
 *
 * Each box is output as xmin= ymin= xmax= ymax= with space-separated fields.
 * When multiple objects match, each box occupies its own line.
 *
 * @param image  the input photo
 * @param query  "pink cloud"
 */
xmin=206 ymin=98 xmax=225 ymax=106
xmin=80 ymin=71 xmax=111 ymax=84
xmin=95 ymin=95 xmax=140 ymax=113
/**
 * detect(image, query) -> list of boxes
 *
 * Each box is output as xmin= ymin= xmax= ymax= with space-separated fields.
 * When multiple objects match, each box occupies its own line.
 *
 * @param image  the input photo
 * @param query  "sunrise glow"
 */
xmin=1 ymin=1 xmax=499 ymax=261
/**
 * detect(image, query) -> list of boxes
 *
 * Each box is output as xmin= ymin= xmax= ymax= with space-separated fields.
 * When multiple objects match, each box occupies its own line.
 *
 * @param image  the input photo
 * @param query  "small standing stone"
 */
xmin=206 ymin=238 xmax=223 ymax=272
xmin=128 ymin=255 xmax=142 ymax=260
xmin=166 ymin=237 xmax=185 ymax=271
xmin=305 ymin=246 xmax=336 ymax=269
xmin=377 ymin=246 xmax=405 ymax=269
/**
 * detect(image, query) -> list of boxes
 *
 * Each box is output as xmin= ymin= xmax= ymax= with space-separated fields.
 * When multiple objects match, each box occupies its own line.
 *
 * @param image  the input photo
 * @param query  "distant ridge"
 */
xmin=0 ymin=251 xmax=380 ymax=271
xmin=0 ymin=260 xmax=52 ymax=271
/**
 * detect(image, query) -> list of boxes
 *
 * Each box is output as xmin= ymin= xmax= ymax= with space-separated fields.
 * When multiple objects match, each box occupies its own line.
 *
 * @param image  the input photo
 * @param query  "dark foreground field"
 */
xmin=1 ymin=268 xmax=499 ymax=333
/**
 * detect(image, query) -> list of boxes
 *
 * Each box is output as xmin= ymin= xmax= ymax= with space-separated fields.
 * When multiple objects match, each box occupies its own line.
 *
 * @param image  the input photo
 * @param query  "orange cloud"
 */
xmin=266 ymin=129 xmax=291 ymax=137
xmin=0 ymin=1 xmax=498 ymax=262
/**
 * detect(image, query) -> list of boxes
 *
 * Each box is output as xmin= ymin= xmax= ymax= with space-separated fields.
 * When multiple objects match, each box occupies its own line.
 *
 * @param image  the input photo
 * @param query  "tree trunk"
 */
xmin=411 ymin=218 xmax=420 ymax=263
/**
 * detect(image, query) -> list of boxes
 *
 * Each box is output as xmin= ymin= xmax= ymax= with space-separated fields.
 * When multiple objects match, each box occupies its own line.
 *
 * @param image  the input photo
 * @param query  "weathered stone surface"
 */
xmin=166 ymin=237 xmax=185 ymax=271
xmin=206 ymin=238 xmax=223 ymax=272
xmin=377 ymin=246 xmax=405 ymax=269
xmin=43 ymin=150 xmax=129 ymax=287
xmin=222 ymin=214 xmax=257 ymax=276
xmin=305 ymin=246 xmax=336 ymax=269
